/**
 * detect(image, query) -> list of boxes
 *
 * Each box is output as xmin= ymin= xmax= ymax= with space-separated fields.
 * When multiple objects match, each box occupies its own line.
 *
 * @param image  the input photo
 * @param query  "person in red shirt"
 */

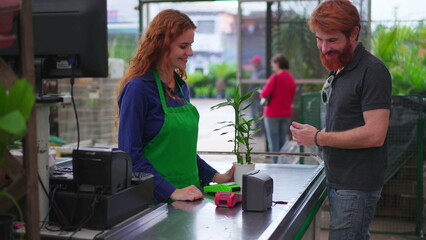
xmin=260 ymin=54 xmax=296 ymax=163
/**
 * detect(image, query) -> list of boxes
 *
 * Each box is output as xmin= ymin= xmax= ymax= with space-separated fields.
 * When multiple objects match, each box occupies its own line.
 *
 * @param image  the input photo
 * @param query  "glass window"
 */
xmin=197 ymin=20 xmax=215 ymax=34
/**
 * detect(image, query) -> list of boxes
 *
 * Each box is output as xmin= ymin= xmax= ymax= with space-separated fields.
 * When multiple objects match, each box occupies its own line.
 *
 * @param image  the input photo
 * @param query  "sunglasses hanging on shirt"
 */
xmin=321 ymin=73 xmax=336 ymax=104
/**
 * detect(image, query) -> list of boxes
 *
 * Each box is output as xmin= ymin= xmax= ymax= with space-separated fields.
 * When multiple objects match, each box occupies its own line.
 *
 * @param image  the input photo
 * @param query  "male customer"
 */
xmin=290 ymin=1 xmax=392 ymax=239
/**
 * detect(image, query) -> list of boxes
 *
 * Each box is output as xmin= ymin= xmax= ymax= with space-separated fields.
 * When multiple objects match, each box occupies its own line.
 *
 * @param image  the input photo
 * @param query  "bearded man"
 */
xmin=290 ymin=1 xmax=392 ymax=239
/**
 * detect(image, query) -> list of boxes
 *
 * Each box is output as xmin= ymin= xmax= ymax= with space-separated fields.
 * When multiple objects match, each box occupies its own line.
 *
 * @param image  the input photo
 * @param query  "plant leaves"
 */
xmin=210 ymin=101 xmax=232 ymax=110
xmin=236 ymin=135 xmax=244 ymax=143
xmin=241 ymin=103 xmax=252 ymax=111
xmin=210 ymin=84 xmax=261 ymax=163
xmin=0 ymin=110 xmax=27 ymax=136
xmin=6 ymin=79 xmax=35 ymax=120
xmin=240 ymin=91 xmax=254 ymax=102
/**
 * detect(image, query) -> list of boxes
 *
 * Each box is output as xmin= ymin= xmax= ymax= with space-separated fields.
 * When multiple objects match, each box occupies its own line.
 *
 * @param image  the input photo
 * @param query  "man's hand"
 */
xmin=289 ymin=121 xmax=319 ymax=146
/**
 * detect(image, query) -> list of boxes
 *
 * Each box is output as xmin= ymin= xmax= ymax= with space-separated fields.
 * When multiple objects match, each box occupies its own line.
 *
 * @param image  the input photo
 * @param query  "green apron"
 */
xmin=142 ymin=70 xmax=200 ymax=189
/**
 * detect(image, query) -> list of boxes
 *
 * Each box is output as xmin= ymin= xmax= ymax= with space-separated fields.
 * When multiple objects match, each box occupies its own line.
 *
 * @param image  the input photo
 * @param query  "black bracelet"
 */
xmin=314 ymin=130 xmax=321 ymax=147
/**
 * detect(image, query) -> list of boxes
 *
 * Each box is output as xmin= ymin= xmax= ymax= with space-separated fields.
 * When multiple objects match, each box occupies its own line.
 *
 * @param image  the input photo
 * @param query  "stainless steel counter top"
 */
xmin=41 ymin=161 xmax=325 ymax=240
xmin=100 ymin=162 xmax=325 ymax=240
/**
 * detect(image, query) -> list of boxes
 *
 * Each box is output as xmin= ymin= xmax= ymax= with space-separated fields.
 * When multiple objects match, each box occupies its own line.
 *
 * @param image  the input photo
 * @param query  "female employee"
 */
xmin=116 ymin=9 xmax=234 ymax=203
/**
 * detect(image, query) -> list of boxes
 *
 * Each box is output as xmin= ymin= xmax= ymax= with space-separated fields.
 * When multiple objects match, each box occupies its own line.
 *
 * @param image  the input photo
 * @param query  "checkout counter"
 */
xmin=40 ymin=160 xmax=326 ymax=240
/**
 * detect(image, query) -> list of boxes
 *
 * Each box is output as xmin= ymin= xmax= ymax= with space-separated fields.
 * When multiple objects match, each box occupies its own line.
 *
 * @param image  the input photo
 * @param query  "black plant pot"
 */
xmin=0 ymin=214 xmax=15 ymax=240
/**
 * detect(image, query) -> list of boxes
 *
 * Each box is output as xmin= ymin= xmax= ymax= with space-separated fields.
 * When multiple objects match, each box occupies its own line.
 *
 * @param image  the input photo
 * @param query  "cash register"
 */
xmin=50 ymin=148 xmax=154 ymax=230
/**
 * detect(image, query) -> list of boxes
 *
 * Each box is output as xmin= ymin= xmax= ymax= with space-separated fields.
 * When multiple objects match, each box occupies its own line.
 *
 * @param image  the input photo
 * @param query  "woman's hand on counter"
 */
xmin=214 ymin=165 xmax=235 ymax=184
xmin=170 ymin=185 xmax=204 ymax=201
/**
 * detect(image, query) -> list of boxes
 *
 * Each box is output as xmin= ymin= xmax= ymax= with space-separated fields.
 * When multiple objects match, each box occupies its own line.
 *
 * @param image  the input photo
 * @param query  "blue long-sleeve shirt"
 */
xmin=117 ymin=71 xmax=217 ymax=203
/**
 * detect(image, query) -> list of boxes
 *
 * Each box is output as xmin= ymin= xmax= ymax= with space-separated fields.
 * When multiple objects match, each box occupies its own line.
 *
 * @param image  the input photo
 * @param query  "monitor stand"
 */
xmin=35 ymin=58 xmax=72 ymax=223
xmin=36 ymin=95 xmax=72 ymax=223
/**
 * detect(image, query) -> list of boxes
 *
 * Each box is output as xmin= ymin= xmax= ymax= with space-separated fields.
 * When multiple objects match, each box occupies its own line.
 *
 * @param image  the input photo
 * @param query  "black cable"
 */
xmin=41 ymin=187 xmax=56 ymax=229
xmin=93 ymin=230 xmax=105 ymax=239
xmin=37 ymin=175 xmax=50 ymax=229
xmin=67 ymin=191 xmax=100 ymax=240
xmin=38 ymin=174 xmax=71 ymax=230
xmin=46 ymin=186 xmax=72 ymax=231
xmin=38 ymin=174 xmax=49 ymax=199
xmin=70 ymin=65 xmax=80 ymax=150
xmin=272 ymin=200 xmax=288 ymax=206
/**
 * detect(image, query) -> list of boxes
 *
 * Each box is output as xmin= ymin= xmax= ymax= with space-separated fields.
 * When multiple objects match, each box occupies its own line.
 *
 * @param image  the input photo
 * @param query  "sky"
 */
xmin=371 ymin=0 xmax=426 ymax=24
xmin=107 ymin=0 xmax=426 ymax=28
xmin=212 ymin=0 xmax=426 ymax=24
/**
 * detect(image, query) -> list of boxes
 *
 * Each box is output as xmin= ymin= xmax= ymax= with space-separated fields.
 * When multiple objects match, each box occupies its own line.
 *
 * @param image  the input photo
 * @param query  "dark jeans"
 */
xmin=327 ymin=186 xmax=382 ymax=240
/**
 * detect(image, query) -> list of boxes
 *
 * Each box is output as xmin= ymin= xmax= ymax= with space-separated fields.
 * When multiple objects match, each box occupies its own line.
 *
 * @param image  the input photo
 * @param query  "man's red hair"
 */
xmin=308 ymin=0 xmax=361 ymax=40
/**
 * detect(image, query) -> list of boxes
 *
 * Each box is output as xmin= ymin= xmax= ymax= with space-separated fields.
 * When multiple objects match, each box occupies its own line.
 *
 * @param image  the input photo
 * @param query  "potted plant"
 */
xmin=210 ymin=85 xmax=262 ymax=187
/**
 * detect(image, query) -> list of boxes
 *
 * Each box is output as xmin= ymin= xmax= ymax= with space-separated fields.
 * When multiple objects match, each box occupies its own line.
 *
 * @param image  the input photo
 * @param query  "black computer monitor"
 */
xmin=0 ymin=0 xmax=108 ymax=97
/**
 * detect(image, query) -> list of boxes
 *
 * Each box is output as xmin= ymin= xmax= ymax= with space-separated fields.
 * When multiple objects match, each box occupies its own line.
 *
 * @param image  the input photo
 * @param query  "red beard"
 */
xmin=320 ymin=41 xmax=354 ymax=71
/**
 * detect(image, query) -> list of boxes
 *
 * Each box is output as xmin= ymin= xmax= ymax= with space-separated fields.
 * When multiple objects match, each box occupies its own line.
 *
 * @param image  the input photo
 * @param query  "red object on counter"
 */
xmin=215 ymin=192 xmax=243 ymax=208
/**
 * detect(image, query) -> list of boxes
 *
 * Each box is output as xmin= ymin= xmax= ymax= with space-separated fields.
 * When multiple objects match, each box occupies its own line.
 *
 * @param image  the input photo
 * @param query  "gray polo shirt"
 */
xmin=323 ymin=43 xmax=392 ymax=191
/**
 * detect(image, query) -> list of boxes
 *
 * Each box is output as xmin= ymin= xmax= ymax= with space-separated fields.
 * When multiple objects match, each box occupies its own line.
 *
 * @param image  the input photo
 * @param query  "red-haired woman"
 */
xmin=116 ymin=9 xmax=234 ymax=203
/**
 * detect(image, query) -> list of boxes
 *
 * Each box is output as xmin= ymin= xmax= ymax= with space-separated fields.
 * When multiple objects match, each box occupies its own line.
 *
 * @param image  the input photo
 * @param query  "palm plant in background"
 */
xmin=208 ymin=62 xmax=237 ymax=98
xmin=186 ymin=70 xmax=216 ymax=98
xmin=186 ymin=62 xmax=237 ymax=98
xmin=372 ymin=23 xmax=426 ymax=95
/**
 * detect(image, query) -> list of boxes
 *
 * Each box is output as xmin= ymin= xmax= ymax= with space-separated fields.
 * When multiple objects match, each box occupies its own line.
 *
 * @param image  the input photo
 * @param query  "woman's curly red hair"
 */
xmin=115 ymin=9 xmax=196 ymax=129
xmin=117 ymin=9 xmax=196 ymax=96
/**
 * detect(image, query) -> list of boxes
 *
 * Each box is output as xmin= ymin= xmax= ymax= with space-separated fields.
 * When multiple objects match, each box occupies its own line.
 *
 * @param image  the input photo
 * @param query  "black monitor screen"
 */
xmin=0 ymin=0 xmax=108 ymax=79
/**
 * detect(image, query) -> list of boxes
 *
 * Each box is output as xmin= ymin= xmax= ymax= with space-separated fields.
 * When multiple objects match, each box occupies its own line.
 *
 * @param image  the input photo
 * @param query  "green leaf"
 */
xmin=0 ymin=110 xmax=27 ymax=136
xmin=237 ymin=125 xmax=247 ymax=133
xmin=372 ymin=24 xmax=426 ymax=95
xmin=210 ymin=101 xmax=232 ymax=110
xmin=234 ymin=85 xmax=240 ymax=101
xmin=0 ymin=191 xmax=24 ymax=223
xmin=240 ymin=91 xmax=254 ymax=102
xmin=7 ymin=79 xmax=35 ymax=120
xmin=216 ymin=121 xmax=232 ymax=124
xmin=236 ymin=135 xmax=244 ymax=143
xmin=241 ymin=103 xmax=252 ymax=111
